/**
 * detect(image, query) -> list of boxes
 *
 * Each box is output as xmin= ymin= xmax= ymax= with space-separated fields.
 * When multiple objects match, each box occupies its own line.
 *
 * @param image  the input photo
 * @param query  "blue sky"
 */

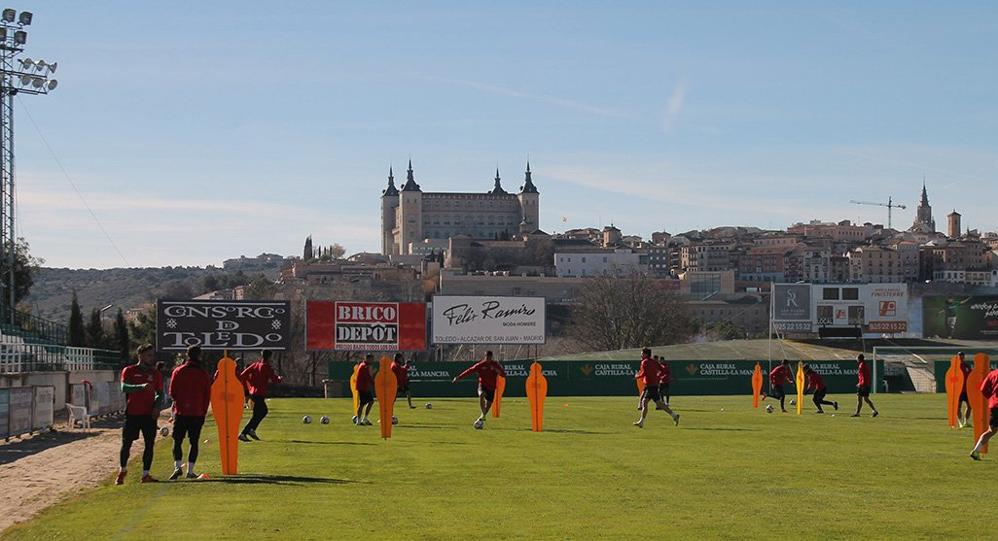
xmin=14 ymin=1 xmax=998 ymax=268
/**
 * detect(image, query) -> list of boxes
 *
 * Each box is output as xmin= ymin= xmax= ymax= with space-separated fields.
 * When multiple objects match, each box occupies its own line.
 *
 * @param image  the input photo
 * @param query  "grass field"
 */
xmin=3 ymin=393 xmax=992 ymax=540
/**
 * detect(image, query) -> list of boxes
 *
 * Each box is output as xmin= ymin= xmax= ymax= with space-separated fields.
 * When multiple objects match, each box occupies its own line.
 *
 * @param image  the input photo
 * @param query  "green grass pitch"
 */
xmin=3 ymin=394 xmax=992 ymax=540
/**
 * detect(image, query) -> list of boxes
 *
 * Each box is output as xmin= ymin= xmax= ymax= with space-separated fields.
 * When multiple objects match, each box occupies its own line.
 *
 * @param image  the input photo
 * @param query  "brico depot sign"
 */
xmin=306 ymin=301 xmax=427 ymax=351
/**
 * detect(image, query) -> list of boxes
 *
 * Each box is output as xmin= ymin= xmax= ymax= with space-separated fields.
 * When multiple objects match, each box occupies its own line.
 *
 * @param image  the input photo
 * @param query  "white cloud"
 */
xmin=662 ymin=79 xmax=687 ymax=134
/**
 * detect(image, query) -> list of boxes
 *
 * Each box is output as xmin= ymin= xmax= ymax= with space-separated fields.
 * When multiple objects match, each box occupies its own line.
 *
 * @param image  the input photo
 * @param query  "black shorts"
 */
xmin=358 ymin=390 xmax=375 ymax=405
xmin=478 ymin=386 xmax=496 ymax=402
xmin=959 ymin=391 xmax=969 ymax=404
xmin=122 ymin=414 xmax=157 ymax=443
xmin=990 ymin=407 xmax=998 ymax=429
xmin=397 ymin=384 xmax=410 ymax=394
xmin=641 ymin=386 xmax=662 ymax=403
xmin=857 ymin=385 xmax=871 ymax=398
xmin=770 ymin=384 xmax=785 ymax=400
xmin=814 ymin=389 xmax=827 ymax=402
xmin=173 ymin=415 xmax=205 ymax=442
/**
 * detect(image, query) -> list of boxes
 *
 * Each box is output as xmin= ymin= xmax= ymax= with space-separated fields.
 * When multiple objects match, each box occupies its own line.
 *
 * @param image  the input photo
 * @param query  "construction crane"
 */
xmin=849 ymin=197 xmax=906 ymax=229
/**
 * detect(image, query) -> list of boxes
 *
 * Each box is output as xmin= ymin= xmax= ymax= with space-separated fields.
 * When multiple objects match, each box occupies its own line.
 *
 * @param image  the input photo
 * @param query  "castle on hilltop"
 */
xmin=380 ymin=161 xmax=540 ymax=256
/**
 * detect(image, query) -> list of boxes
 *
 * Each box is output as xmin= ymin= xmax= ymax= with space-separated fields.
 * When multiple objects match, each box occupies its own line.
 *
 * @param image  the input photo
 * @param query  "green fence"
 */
xmin=329 ymin=359 xmax=883 ymax=397
xmin=933 ymin=360 xmax=998 ymax=393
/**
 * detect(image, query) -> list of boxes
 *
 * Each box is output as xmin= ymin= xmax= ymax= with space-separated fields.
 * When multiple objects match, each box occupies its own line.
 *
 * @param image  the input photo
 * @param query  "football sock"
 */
xmin=175 ymin=460 xmax=182 ymax=469
xmin=188 ymin=462 xmax=196 ymax=474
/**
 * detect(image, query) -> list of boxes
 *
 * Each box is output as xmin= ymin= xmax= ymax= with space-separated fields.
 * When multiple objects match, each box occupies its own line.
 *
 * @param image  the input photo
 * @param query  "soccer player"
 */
xmin=761 ymin=359 xmax=794 ymax=413
xmin=354 ymin=354 xmax=376 ymax=426
xmin=804 ymin=365 xmax=837 ymax=414
xmin=167 ymin=345 xmax=212 ymax=480
xmin=634 ymin=348 xmax=679 ymax=428
xmin=391 ymin=353 xmax=415 ymax=410
xmin=451 ymin=351 xmax=507 ymax=429
xmin=238 ymin=350 xmax=283 ymax=441
xmin=957 ymin=352 xmax=973 ymax=428
xmin=851 ymin=354 xmax=879 ymax=418
xmin=970 ymin=365 xmax=998 ymax=460
xmin=116 ymin=344 xmax=163 ymax=485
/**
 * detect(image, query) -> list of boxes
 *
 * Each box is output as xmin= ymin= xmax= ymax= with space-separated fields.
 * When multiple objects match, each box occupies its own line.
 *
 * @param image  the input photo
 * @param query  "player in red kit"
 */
xmin=391 ymin=353 xmax=415 ymax=410
xmin=116 ymin=344 xmax=163 ymax=485
xmin=238 ymin=350 xmax=283 ymax=441
xmin=452 ymin=351 xmax=506 ymax=429
xmin=657 ymin=355 xmax=672 ymax=407
xmin=804 ymin=365 xmax=838 ymax=414
xmin=168 ymin=345 xmax=212 ymax=480
xmin=851 ymin=354 xmax=879 ymax=418
xmin=634 ymin=348 xmax=679 ymax=428
xmin=762 ymin=360 xmax=794 ymax=413
xmin=354 ymin=354 xmax=376 ymax=426
xmin=970 ymin=366 xmax=998 ymax=460
xmin=957 ymin=352 xmax=972 ymax=428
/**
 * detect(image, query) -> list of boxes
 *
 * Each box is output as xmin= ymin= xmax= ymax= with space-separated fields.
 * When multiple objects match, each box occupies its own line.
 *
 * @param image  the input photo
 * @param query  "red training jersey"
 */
xmin=636 ymin=357 xmax=664 ymax=387
xmin=857 ymin=361 xmax=871 ymax=387
xmin=806 ymin=371 xmax=825 ymax=392
xmin=770 ymin=365 xmax=791 ymax=386
xmin=391 ymin=361 xmax=409 ymax=386
xmin=981 ymin=369 xmax=998 ymax=409
xmin=657 ymin=361 xmax=672 ymax=385
xmin=355 ymin=361 xmax=373 ymax=392
xmin=455 ymin=359 xmax=507 ymax=389
xmin=169 ymin=360 xmax=213 ymax=416
xmin=240 ymin=361 xmax=282 ymax=397
xmin=121 ymin=363 xmax=163 ymax=416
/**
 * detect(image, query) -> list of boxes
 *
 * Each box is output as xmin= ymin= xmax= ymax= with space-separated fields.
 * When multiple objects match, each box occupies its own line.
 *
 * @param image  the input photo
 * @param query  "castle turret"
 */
xmin=381 ymin=166 xmax=400 ymax=255
xmin=398 ymin=160 xmax=423 ymax=254
xmin=517 ymin=161 xmax=539 ymax=231
xmin=948 ymin=210 xmax=962 ymax=239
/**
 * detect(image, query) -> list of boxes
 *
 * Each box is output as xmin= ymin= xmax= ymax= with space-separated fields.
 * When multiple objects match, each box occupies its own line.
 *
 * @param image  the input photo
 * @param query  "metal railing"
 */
xmin=0 ymin=305 xmax=70 ymax=345
xmin=0 ymin=341 xmax=125 ymax=373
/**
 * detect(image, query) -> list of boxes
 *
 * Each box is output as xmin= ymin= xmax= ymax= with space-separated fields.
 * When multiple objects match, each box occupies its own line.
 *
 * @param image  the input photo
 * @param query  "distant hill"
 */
xmin=24 ymin=255 xmax=288 ymax=323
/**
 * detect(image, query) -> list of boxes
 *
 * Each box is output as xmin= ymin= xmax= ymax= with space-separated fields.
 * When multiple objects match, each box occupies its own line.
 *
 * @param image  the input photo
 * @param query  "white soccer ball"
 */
xmin=302 ymin=415 xmax=312 ymax=424
xmin=320 ymin=416 xmax=330 ymax=425
xmin=766 ymin=404 xmax=774 ymax=414
xmin=391 ymin=416 xmax=398 ymax=425
xmin=473 ymin=419 xmax=484 ymax=430
xmin=425 ymin=403 xmax=432 ymax=409
xmin=159 ymin=427 xmax=169 ymax=437
xmin=790 ymin=399 xmax=797 ymax=406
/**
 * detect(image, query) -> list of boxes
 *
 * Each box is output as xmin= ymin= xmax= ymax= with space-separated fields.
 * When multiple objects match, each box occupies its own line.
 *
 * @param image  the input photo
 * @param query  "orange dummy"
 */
xmin=350 ymin=363 xmax=360 ymax=416
xmin=752 ymin=362 xmax=763 ymax=408
xmin=492 ymin=375 xmax=506 ymax=418
xmin=210 ymin=355 xmax=245 ymax=475
xmin=967 ymin=353 xmax=990 ymax=454
xmin=795 ymin=361 xmax=805 ymax=415
xmin=373 ymin=356 xmax=398 ymax=439
xmin=526 ymin=362 xmax=548 ymax=432
xmin=944 ymin=355 xmax=965 ymax=428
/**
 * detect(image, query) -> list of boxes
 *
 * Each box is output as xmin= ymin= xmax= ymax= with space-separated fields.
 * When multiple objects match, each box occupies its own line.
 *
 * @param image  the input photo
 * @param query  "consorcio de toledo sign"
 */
xmin=156 ymin=300 xmax=291 ymax=351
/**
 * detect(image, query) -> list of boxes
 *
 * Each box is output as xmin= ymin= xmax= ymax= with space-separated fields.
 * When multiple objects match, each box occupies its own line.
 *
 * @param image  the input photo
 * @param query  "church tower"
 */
xmin=910 ymin=180 xmax=936 ymax=233
xmin=398 ymin=160 xmax=423 ymax=254
xmin=380 ymin=166 xmax=399 ymax=255
xmin=517 ymin=161 xmax=539 ymax=233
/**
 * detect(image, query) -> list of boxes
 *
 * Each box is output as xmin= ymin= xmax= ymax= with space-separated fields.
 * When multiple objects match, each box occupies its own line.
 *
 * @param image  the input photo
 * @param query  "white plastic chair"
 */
xmin=66 ymin=403 xmax=91 ymax=429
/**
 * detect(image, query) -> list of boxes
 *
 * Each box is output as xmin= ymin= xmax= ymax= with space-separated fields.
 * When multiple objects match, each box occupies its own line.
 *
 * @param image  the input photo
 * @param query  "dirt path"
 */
xmin=0 ymin=425 xmax=122 ymax=533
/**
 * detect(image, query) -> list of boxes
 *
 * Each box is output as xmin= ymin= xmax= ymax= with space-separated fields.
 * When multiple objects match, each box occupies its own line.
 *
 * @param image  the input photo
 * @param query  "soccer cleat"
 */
xmin=362 ymin=419 xmax=372 ymax=426
xmin=238 ymin=433 xmax=251 ymax=442
xmin=169 ymin=468 xmax=183 ymax=481
xmin=633 ymin=420 xmax=644 ymax=428
xmin=248 ymin=430 xmax=261 ymax=441
xmin=141 ymin=474 xmax=159 ymax=483
xmin=872 ymin=410 xmax=879 ymax=418
xmin=115 ymin=471 xmax=126 ymax=485
xmin=186 ymin=472 xmax=198 ymax=479
xmin=673 ymin=414 xmax=680 ymax=427
xmin=816 ymin=410 xmax=824 ymax=414
xmin=971 ymin=451 xmax=982 ymax=461
xmin=833 ymin=401 xmax=839 ymax=411
xmin=352 ymin=415 xmax=359 ymax=425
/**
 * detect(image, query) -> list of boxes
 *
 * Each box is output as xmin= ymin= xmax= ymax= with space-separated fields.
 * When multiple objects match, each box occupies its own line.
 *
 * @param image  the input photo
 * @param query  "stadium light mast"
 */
xmin=0 ymin=8 xmax=58 ymax=323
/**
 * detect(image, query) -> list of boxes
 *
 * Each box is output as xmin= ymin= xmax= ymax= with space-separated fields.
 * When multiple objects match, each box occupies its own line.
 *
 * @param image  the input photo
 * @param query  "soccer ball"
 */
xmin=391 ymin=416 xmax=398 ymax=425
xmin=320 ymin=416 xmax=330 ymax=425
xmin=425 ymin=403 xmax=433 ymax=409
xmin=302 ymin=415 xmax=312 ymax=424
xmin=159 ymin=427 xmax=169 ymax=437
xmin=473 ymin=419 xmax=484 ymax=430
xmin=790 ymin=399 xmax=797 ymax=406
xmin=766 ymin=404 xmax=774 ymax=414
xmin=351 ymin=415 xmax=358 ymax=424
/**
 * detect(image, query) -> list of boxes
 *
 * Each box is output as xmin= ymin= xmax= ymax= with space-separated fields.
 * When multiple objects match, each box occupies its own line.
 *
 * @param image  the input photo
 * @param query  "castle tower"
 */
xmin=398 ymin=159 xmax=423 ymax=255
xmin=517 ymin=161 xmax=539 ymax=232
xmin=380 ymin=166 xmax=399 ymax=255
xmin=947 ymin=210 xmax=961 ymax=239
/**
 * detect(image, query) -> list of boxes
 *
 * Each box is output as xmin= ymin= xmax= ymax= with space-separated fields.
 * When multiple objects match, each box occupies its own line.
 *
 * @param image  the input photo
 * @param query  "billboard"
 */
xmin=813 ymin=284 xmax=908 ymax=335
xmin=431 ymin=296 xmax=546 ymax=345
xmin=306 ymin=301 xmax=427 ymax=351
xmin=32 ymin=386 xmax=54 ymax=431
xmin=773 ymin=284 xmax=812 ymax=332
xmin=156 ymin=300 xmax=292 ymax=351
xmin=8 ymin=387 xmax=32 ymax=436
xmin=923 ymin=296 xmax=998 ymax=340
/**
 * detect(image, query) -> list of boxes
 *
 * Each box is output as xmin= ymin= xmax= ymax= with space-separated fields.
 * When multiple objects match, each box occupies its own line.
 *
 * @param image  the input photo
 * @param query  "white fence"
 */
xmin=0 ymin=384 xmax=56 ymax=439
xmin=68 ymin=381 xmax=126 ymax=417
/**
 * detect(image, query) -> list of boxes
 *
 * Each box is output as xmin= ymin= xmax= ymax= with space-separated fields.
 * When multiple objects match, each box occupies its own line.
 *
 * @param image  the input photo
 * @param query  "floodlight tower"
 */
xmin=0 ymin=8 xmax=58 ymax=322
